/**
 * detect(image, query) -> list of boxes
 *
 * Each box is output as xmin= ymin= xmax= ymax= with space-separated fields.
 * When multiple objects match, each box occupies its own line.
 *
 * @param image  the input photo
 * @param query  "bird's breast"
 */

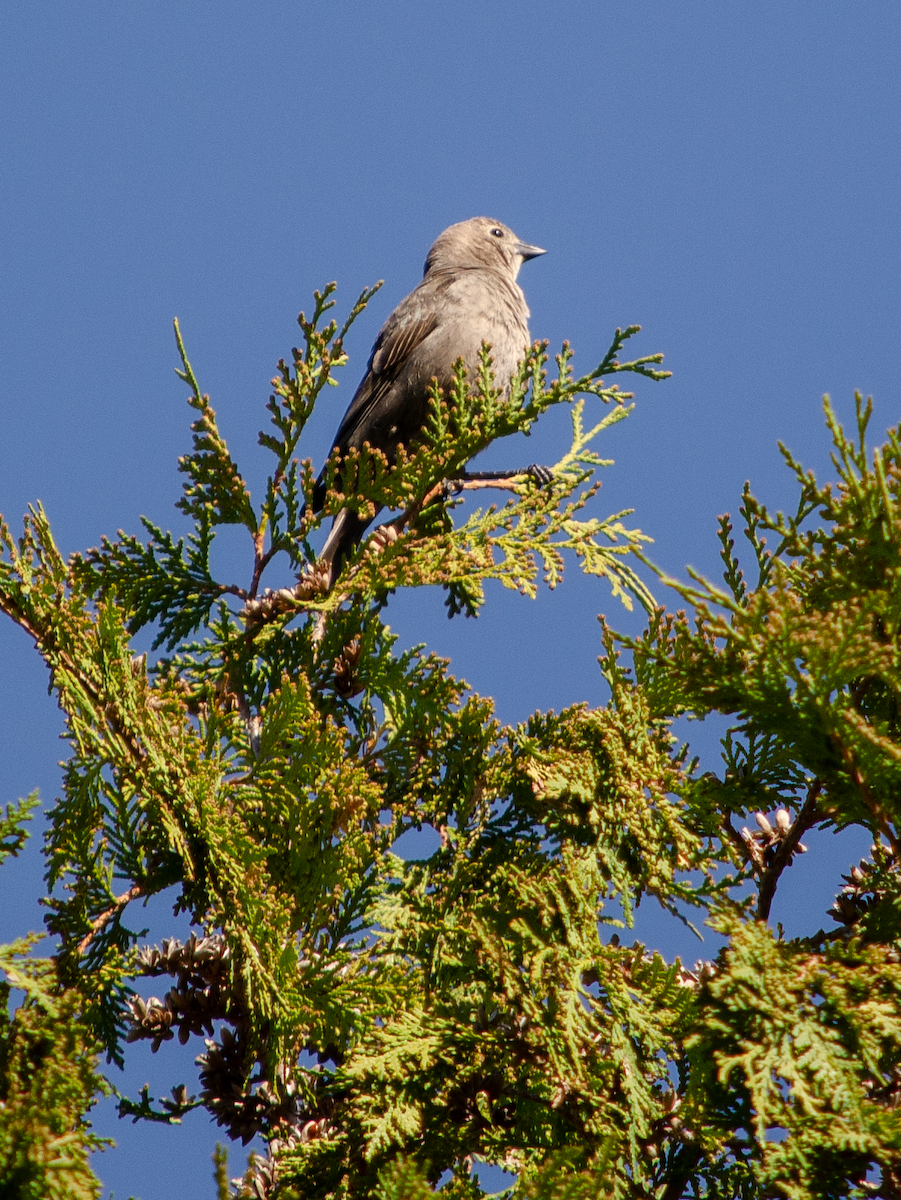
xmin=434 ymin=273 xmax=531 ymax=377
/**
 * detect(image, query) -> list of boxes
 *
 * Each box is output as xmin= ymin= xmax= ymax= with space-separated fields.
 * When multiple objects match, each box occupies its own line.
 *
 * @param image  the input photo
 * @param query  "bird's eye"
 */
xmin=490 ymin=227 xmax=504 ymax=237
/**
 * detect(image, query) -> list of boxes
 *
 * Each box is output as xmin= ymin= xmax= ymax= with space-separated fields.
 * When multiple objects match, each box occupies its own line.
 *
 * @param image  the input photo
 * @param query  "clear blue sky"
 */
xmin=1 ymin=4 xmax=899 ymax=1196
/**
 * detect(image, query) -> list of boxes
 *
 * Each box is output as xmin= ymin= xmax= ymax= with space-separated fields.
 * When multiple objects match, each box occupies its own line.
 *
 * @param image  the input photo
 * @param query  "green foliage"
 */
xmin=0 ymin=793 xmax=38 ymax=866
xmin=3 ymin=277 xmax=901 ymax=1199
xmin=618 ymin=392 xmax=901 ymax=1197
xmin=0 ymin=941 xmax=110 ymax=1200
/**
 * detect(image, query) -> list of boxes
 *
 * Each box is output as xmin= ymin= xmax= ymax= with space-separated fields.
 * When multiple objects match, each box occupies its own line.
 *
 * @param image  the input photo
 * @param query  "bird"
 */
xmin=309 ymin=216 xmax=546 ymax=587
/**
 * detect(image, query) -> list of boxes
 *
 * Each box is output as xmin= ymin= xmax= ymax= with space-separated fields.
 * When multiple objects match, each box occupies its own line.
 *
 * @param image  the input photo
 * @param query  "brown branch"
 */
xmin=384 ymin=471 xmax=540 ymax=540
xmin=834 ymin=733 xmax=901 ymax=859
xmin=77 ymin=883 xmax=144 ymax=956
xmin=756 ymin=780 xmax=822 ymax=921
xmin=447 ymin=473 xmax=534 ymax=493
xmin=723 ymin=819 xmax=752 ymax=863
xmin=249 ymin=527 xmax=273 ymax=600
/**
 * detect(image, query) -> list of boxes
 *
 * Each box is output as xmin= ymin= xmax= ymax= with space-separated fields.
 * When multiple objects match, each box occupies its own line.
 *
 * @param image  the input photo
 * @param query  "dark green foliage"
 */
xmin=3 ymin=280 xmax=901 ymax=1199
xmin=0 ymin=794 xmax=38 ymax=863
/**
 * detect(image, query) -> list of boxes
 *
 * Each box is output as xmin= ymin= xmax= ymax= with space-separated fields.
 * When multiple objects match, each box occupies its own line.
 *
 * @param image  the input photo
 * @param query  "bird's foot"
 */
xmin=520 ymin=463 xmax=554 ymax=486
xmin=444 ymin=465 xmax=555 ymax=493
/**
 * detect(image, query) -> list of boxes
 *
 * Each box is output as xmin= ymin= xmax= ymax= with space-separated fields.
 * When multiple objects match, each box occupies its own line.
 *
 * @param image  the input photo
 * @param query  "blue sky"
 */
xmin=1 ymin=4 xmax=899 ymax=1196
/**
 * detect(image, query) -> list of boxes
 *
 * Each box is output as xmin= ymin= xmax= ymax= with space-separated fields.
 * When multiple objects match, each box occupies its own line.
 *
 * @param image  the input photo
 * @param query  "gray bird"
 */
xmin=311 ymin=216 xmax=546 ymax=585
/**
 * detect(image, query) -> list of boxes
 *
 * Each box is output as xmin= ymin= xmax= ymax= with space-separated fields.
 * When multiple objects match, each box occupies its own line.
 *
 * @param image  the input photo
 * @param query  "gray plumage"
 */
xmin=312 ymin=216 xmax=546 ymax=584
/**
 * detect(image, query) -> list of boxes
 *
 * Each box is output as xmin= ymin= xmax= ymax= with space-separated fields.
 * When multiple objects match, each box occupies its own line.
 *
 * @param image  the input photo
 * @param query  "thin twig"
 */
xmin=835 ymin=734 xmax=901 ymax=858
xmin=388 ymin=470 xmax=543 ymax=537
xmin=756 ymin=780 xmax=822 ymax=921
xmin=448 ymin=473 xmax=535 ymax=492
xmin=722 ymin=820 xmax=752 ymax=863
xmin=77 ymin=883 xmax=144 ymax=956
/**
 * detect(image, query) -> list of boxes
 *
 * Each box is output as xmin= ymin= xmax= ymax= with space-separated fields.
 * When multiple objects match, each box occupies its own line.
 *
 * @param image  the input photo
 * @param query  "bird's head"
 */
xmin=424 ymin=216 xmax=546 ymax=280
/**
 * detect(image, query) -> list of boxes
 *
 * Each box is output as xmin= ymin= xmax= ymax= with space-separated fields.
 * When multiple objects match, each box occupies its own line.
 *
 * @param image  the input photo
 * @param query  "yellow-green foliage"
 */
xmin=0 ymin=936 xmax=109 ymax=1200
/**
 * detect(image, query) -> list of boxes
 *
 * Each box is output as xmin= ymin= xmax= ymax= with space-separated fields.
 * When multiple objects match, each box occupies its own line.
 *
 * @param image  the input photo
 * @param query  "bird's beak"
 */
xmin=515 ymin=241 xmax=546 ymax=262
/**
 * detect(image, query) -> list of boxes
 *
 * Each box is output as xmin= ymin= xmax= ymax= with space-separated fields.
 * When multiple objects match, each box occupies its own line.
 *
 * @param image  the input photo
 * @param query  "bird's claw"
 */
xmin=522 ymin=463 xmax=554 ymax=487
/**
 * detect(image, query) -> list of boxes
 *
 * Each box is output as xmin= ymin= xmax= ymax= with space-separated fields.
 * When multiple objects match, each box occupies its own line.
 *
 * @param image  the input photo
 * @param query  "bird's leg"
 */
xmin=445 ymin=464 xmax=555 ymax=492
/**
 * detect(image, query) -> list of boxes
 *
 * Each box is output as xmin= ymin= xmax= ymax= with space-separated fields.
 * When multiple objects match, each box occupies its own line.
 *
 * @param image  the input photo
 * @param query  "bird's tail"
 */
xmin=317 ymin=507 xmax=378 ymax=590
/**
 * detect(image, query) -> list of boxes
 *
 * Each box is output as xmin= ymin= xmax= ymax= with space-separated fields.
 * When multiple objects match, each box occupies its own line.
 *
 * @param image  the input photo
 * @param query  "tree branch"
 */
xmin=76 ymin=883 xmax=144 ymax=956
xmin=756 ymin=781 xmax=822 ymax=921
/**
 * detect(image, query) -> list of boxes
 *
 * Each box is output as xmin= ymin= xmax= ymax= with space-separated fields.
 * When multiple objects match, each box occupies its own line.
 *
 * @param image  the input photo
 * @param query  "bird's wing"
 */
xmin=327 ymin=302 xmax=441 ymax=453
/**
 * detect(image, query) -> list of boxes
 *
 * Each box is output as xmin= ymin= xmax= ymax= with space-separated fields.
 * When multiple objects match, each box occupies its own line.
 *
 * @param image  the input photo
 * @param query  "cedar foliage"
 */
xmin=1 ymin=284 xmax=900 ymax=1199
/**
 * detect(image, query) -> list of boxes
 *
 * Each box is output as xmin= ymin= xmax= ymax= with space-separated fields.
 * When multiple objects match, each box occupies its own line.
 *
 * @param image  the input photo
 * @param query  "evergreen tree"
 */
xmin=2 ymin=283 xmax=901 ymax=1198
